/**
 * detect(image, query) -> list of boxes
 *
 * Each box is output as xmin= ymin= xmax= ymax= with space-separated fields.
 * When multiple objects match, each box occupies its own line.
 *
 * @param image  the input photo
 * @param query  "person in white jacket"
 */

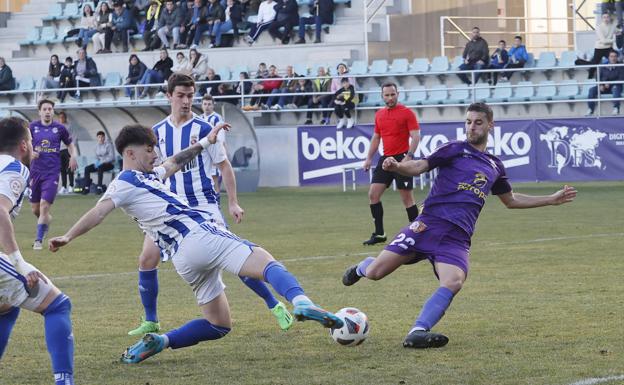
xmin=576 ymin=12 xmax=621 ymax=78
xmin=244 ymin=0 xmax=276 ymax=45
xmin=172 ymin=51 xmax=193 ymax=75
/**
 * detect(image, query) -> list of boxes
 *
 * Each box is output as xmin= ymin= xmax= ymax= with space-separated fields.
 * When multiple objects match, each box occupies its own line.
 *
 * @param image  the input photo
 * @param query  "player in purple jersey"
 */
xmin=342 ymin=103 xmax=577 ymax=349
xmin=29 ymin=99 xmax=78 ymax=250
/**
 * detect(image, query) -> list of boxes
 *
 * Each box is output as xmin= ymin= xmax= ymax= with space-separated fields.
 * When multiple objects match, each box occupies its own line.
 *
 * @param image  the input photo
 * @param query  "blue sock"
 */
xmin=165 ymin=319 xmax=230 ymax=349
xmin=413 ymin=287 xmax=455 ymax=331
xmin=36 ymin=223 xmax=49 ymax=241
xmin=42 ymin=294 xmax=74 ymax=382
xmin=356 ymin=257 xmax=375 ymax=277
xmin=138 ymin=269 xmax=159 ymax=322
xmin=239 ymin=276 xmax=279 ymax=309
xmin=262 ymin=261 xmax=305 ymax=303
xmin=0 ymin=306 xmax=20 ymax=358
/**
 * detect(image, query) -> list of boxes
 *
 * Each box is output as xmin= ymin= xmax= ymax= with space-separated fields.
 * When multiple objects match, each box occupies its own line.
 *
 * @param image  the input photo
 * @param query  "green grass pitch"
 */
xmin=2 ymin=182 xmax=623 ymax=385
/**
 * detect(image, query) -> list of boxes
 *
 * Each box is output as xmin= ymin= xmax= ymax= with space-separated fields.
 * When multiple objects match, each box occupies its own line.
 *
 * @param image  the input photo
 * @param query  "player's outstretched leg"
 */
xmin=129 ymin=239 xmax=161 ymax=336
xmin=239 ymin=276 xmax=293 ymax=331
xmin=343 ymin=250 xmax=409 ymax=286
xmin=42 ymin=294 xmax=75 ymax=385
xmin=0 ymin=306 xmax=20 ymax=358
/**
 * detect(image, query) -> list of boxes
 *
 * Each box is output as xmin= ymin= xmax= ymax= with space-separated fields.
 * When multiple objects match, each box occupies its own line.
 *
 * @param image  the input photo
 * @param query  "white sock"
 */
xmin=409 ymin=327 xmax=427 ymax=334
xmin=292 ymin=295 xmax=312 ymax=306
xmin=160 ymin=334 xmax=170 ymax=349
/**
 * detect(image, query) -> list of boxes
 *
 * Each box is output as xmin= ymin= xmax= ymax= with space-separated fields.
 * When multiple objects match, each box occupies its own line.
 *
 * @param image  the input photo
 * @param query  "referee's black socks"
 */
xmin=370 ymin=202 xmax=384 ymax=235
xmin=406 ymin=204 xmax=419 ymax=222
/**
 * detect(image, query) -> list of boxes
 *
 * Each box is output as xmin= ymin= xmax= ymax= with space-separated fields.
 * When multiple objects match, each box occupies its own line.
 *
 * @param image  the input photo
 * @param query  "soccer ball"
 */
xmin=330 ymin=307 xmax=369 ymax=346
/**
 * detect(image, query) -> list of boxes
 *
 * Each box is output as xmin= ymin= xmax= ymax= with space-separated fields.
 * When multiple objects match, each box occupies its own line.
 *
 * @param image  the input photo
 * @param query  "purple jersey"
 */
xmin=422 ymin=140 xmax=512 ymax=236
xmin=29 ymin=120 xmax=72 ymax=176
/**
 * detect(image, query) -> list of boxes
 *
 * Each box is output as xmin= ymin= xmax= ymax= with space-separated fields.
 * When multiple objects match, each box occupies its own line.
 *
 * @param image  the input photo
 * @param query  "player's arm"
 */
xmin=383 ymin=157 xmax=430 ymax=177
xmin=67 ymin=142 xmax=78 ymax=171
xmin=157 ymin=122 xmax=231 ymax=179
xmin=497 ymin=185 xmax=577 ymax=209
xmin=403 ymin=129 xmax=421 ymax=162
xmin=217 ymin=158 xmax=244 ymax=224
xmin=49 ymin=198 xmax=116 ymax=252
xmin=363 ymin=133 xmax=380 ymax=171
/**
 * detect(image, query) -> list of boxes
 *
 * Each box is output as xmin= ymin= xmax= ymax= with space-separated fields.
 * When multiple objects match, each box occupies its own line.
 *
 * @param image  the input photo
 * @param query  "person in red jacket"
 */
xmin=250 ymin=64 xmax=281 ymax=109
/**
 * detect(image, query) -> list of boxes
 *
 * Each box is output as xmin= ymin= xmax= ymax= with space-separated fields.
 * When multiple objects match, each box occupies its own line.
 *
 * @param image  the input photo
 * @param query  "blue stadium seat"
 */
xmin=397 ymin=88 xmax=407 ymax=103
xmin=450 ymin=56 xmax=464 ymax=71
xmin=360 ymin=92 xmax=382 ymax=107
xmin=446 ymin=85 xmax=470 ymax=104
xmin=554 ymin=80 xmax=579 ymax=100
xmin=369 ymin=59 xmax=388 ymax=75
xmin=42 ymin=3 xmax=63 ymax=22
xmin=430 ymin=56 xmax=449 ymax=72
xmin=489 ymin=83 xmax=512 ymax=102
xmin=20 ymin=28 xmax=40 ymax=45
xmin=410 ymin=58 xmax=429 ymax=73
xmin=536 ymin=52 xmax=557 ymax=68
xmin=17 ymin=76 xmax=35 ymax=91
xmin=217 ymin=67 xmax=231 ymax=81
xmin=293 ymin=63 xmax=308 ymax=77
xmin=558 ymin=51 xmax=577 ymax=68
xmin=525 ymin=52 xmax=536 ymax=68
xmin=349 ymin=60 xmax=368 ymax=75
xmin=390 ymin=58 xmax=409 ymax=73
xmin=60 ymin=26 xmax=79 ymax=44
xmin=103 ymin=72 xmax=122 ymax=87
xmin=423 ymin=85 xmax=448 ymax=105
xmin=406 ymin=86 xmax=426 ymax=105
xmin=232 ymin=65 xmax=249 ymax=77
xmin=509 ymin=81 xmax=534 ymax=102
xmin=534 ymin=80 xmax=557 ymax=101
xmin=473 ymin=84 xmax=490 ymax=102
xmin=35 ymin=26 xmax=56 ymax=45
xmin=62 ymin=2 xmax=80 ymax=20
xmin=575 ymin=80 xmax=596 ymax=100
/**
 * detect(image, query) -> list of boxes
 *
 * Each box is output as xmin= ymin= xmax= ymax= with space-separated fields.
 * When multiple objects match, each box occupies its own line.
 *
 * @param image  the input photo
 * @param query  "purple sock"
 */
xmin=36 ymin=223 xmax=49 ymax=241
xmin=356 ymin=257 xmax=375 ymax=277
xmin=413 ymin=287 xmax=455 ymax=331
xmin=165 ymin=319 xmax=230 ymax=349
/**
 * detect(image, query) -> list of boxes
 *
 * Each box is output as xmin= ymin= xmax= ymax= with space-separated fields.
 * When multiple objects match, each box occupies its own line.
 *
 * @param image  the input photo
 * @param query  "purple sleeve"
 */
xmin=425 ymin=141 xmax=462 ymax=170
xmin=491 ymin=159 xmax=512 ymax=195
xmin=59 ymin=124 xmax=72 ymax=146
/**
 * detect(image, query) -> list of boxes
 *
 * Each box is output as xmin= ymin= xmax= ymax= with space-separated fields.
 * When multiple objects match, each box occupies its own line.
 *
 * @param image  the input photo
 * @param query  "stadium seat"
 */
xmin=293 ymin=63 xmax=308 ymax=77
xmin=349 ymin=60 xmax=368 ymax=75
xmin=216 ymin=67 xmax=231 ymax=81
xmin=554 ymin=80 xmax=579 ymax=100
xmin=406 ymin=86 xmax=426 ymax=105
xmin=35 ymin=26 xmax=56 ymax=45
xmin=525 ymin=52 xmax=536 ymax=68
xmin=536 ymin=52 xmax=557 ymax=68
xmin=60 ymin=26 xmax=79 ymax=44
xmin=473 ymin=84 xmax=490 ymax=102
xmin=16 ymin=76 xmax=35 ymax=91
xmin=42 ymin=3 xmax=63 ymax=22
xmin=103 ymin=72 xmax=122 ymax=87
xmin=62 ymin=2 xmax=80 ymax=20
xmin=575 ymin=80 xmax=596 ymax=100
xmin=558 ymin=51 xmax=577 ymax=68
xmin=423 ymin=85 xmax=448 ymax=105
xmin=430 ymin=56 xmax=450 ymax=72
xmin=369 ymin=59 xmax=388 ymax=75
xmin=410 ymin=58 xmax=429 ymax=73
xmin=390 ymin=58 xmax=409 ymax=73
xmin=20 ymin=28 xmax=40 ymax=45
xmin=450 ymin=56 xmax=464 ymax=71
xmin=534 ymin=80 xmax=557 ymax=101
xmin=446 ymin=84 xmax=470 ymax=104
xmin=489 ymin=83 xmax=512 ymax=102
xmin=232 ymin=65 xmax=249 ymax=77
xmin=509 ymin=81 xmax=535 ymax=102
xmin=397 ymin=88 xmax=407 ymax=103
xmin=359 ymin=92 xmax=382 ymax=107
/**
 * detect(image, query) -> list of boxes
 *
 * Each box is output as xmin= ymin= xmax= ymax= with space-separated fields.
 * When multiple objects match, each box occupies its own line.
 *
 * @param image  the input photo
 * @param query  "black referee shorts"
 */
xmin=371 ymin=153 xmax=413 ymax=190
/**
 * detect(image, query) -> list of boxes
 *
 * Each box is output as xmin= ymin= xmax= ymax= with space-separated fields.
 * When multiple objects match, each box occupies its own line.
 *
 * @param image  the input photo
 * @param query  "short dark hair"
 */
xmin=381 ymin=82 xmax=397 ymax=91
xmin=0 ymin=117 xmax=30 ymax=153
xmin=499 ymin=39 xmax=506 ymax=45
xmin=340 ymin=77 xmax=350 ymax=83
xmin=96 ymin=131 xmax=106 ymax=137
xmin=514 ymin=35 xmax=522 ymax=41
xmin=472 ymin=26 xmax=480 ymax=31
xmin=38 ymin=98 xmax=55 ymax=110
xmin=202 ymin=94 xmax=213 ymax=102
xmin=115 ymin=124 xmax=157 ymax=155
xmin=166 ymin=72 xmax=195 ymax=94
xmin=467 ymin=102 xmax=493 ymax=122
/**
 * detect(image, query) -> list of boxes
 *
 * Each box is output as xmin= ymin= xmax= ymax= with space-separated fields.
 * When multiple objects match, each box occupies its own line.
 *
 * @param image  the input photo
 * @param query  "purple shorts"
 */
xmin=384 ymin=214 xmax=471 ymax=276
xmin=30 ymin=173 xmax=59 ymax=204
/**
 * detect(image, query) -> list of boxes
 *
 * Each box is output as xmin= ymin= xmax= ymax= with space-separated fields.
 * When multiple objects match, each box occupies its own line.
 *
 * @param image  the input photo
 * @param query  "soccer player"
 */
xmin=362 ymin=83 xmax=421 ymax=245
xmin=128 ymin=74 xmax=293 ymax=337
xmin=0 ymin=117 xmax=75 ymax=385
xmin=343 ymin=103 xmax=577 ymax=348
xmin=29 ymin=99 xmax=78 ymax=250
xmin=48 ymin=123 xmax=343 ymax=363
xmin=200 ymin=94 xmax=225 ymax=194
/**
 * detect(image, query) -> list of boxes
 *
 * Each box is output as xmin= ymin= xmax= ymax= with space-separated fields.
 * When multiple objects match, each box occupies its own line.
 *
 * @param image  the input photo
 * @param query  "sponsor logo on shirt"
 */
xmin=9 ymin=178 xmax=23 ymax=197
xmin=457 ymin=173 xmax=488 ymax=200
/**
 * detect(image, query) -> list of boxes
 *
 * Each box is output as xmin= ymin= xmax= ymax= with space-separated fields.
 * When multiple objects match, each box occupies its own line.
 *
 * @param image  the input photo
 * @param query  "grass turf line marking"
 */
xmin=568 ymin=375 xmax=624 ymax=385
xmin=486 ymin=233 xmax=623 ymax=246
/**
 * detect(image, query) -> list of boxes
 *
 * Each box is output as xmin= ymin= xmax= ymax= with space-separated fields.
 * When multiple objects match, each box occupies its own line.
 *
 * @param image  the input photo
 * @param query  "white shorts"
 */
xmin=172 ymin=223 xmax=253 ymax=305
xmin=0 ymin=255 xmax=53 ymax=312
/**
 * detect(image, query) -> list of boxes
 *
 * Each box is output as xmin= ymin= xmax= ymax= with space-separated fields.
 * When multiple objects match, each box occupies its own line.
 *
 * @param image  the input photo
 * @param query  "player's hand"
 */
xmin=48 ymin=236 xmax=70 ymax=252
xmin=382 ymin=157 xmax=399 ymax=172
xmin=550 ymin=185 xmax=577 ymax=205
xmin=363 ymin=158 xmax=372 ymax=171
xmin=69 ymin=157 xmax=78 ymax=172
xmin=25 ymin=270 xmax=47 ymax=289
xmin=229 ymin=203 xmax=244 ymax=224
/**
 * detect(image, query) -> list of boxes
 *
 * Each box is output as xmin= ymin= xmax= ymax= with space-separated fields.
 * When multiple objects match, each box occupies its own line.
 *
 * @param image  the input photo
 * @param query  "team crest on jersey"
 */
xmin=473 ymin=172 xmax=487 ymax=188
xmin=9 ymin=178 xmax=23 ymax=197
xmin=190 ymin=135 xmax=198 ymax=145
xmin=52 ymin=127 xmax=58 ymax=134
xmin=409 ymin=220 xmax=427 ymax=233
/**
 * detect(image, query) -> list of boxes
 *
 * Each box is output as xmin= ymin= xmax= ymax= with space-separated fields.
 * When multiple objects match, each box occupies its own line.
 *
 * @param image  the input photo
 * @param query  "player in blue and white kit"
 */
xmin=342 ymin=103 xmax=577 ymax=349
xmin=129 ymin=74 xmax=292 ymax=337
xmin=49 ymin=123 xmax=343 ymax=364
xmin=200 ymin=94 xmax=225 ymax=194
xmin=0 ymin=117 xmax=75 ymax=385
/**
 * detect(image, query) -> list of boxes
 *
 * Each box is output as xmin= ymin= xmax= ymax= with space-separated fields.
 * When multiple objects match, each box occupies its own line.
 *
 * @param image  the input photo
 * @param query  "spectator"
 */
xmin=138 ymin=48 xmax=173 ymax=97
xmin=57 ymin=56 xmax=75 ymax=102
xmin=255 ymin=62 xmax=269 ymax=78
xmin=213 ymin=0 xmax=242 ymax=47
xmin=296 ymin=0 xmax=333 ymax=44
xmin=81 ymin=130 xmax=115 ymax=195
xmin=249 ymin=64 xmax=280 ymax=108
xmin=244 ymin=0 xmax=276 ymax=45
xmin=111 ymin=1 xmax=135 ymax=52
xmin=178 ymin=0 xmax=195 ymax=48
xmin=330 ymin=63 xmax=355 ymax=95
xmin=586 ymin=50 xmax=624 ymax=115
xmin=333 ymin=77 xmax=356 ymax=129
xmin=268 ymin=65 xmax=298 ymax=109
xmin=171 ymin=51 xmax=192 ymax=75
xmin=501 ymin=35 xmax=528 ymax=81
xmin=93 ymin=1 xmax=113 ymax=54
xmin=186 ymin=0 xmax=207 ymax=48
xmin=487 ymin=40 xmax=509 ymax=85
xmin=157 ymin=0 xmax=182 ymax=49
xmin=58 ymin=111 xmax=76 ymax=195
xmin=304 ymin=65 xmax=331 ymax=124
xmin=602 ymin=0 xmax=623 ymax=29
xmin=291 ymin=77 xmax=312 ymax=108
xmin=77 ymin=4 xmax=98 ymax=49
xmin=72 ymin=48 xmax=101 ymax=101
xmin=205 ymin=0 xmax=225 ymax=47
xmin=576 ymin=12 xmax=619 ymax=79
xmin=199 ymin=67 xmax=221 ymax=96
xmin=142 ymin=0 xmax=162 ymax=51
xmin=125 ymin=54 xmax=147 ymax=97
xmin=0 ymin=57 xmax=15 ymax=91
xmin=191 ymin=0 xmax=223 ymax=48
xmin=188 ymin=48 xmax=209 ymax=80
xmin=235 ymin=71 xmax=252 ymax=105
xmin=38 ymin=54 xmax=62 ymax=90
xmin=239 ymin=0 xmax=260 ymax=14
xmin=269 ymin=0 xmax=298 ymax=44
xmin=457 ymin=27 xmax=489 ymax=85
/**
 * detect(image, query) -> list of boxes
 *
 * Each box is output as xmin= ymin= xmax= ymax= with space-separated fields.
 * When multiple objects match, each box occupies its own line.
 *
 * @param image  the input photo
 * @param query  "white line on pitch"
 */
xmin=485 ymin=233 xmax=623 ymax=246
xmin=568 ymin=374 xmax=624 ymax=385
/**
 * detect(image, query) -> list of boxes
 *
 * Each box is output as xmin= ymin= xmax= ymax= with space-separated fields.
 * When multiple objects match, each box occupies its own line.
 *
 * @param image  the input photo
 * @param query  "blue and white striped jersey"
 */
xmin=201 ymin=112 xmax=226 ymax=143
xmin=0 ymin=155 xmax=29 ymax=220
xmin=100 ymin=169 xmax=214 ymax=261
xmin=152 ymin=115 xmax=227 ymax=208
